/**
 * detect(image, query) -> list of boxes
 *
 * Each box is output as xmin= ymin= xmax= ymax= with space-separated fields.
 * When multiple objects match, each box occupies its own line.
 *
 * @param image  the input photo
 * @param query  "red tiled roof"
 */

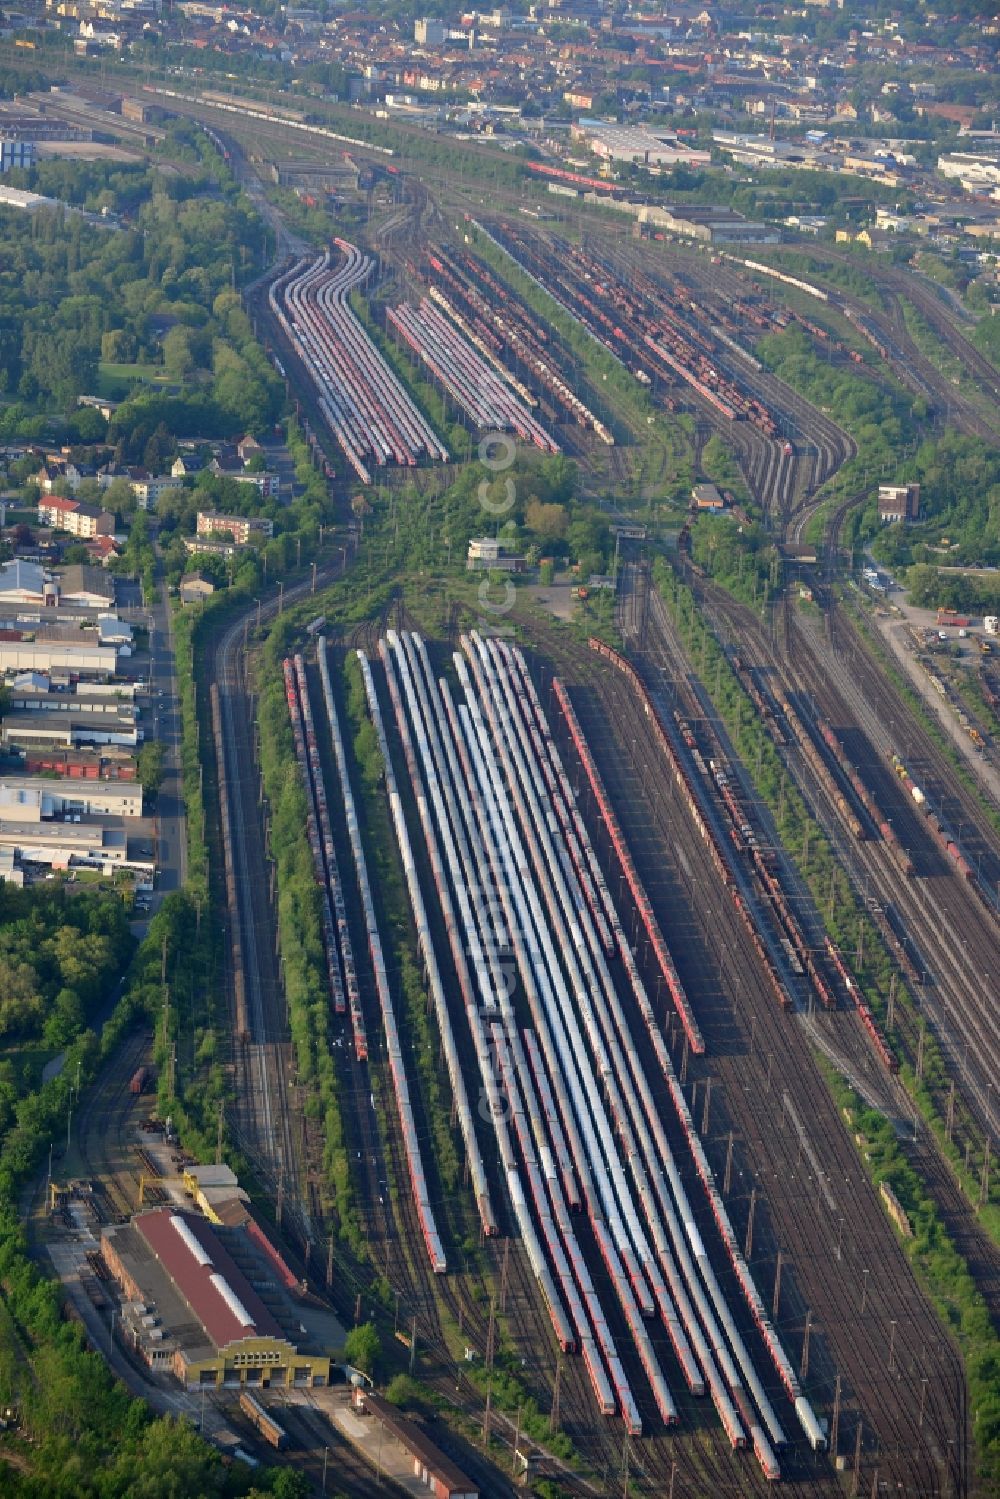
xmin=134 ymin=1208 xmax=285 ymax=1350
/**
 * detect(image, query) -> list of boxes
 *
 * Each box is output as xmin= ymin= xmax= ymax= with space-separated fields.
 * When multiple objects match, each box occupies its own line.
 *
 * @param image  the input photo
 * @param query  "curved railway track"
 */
xmin=74 ymin=1028 xmax=157 ymax=1225
xmin=601 ymin=240 xmax=855 ymax=536
xmin=728 ymin=245 xmax=1000 ymax=445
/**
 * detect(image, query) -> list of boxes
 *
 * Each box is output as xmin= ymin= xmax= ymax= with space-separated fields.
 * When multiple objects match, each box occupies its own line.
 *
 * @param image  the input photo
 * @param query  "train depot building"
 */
xmin=100 ymin=1207 xmax=330 ymax=1390
xmin=354 ymin=1391 xmax=479 ymax=1499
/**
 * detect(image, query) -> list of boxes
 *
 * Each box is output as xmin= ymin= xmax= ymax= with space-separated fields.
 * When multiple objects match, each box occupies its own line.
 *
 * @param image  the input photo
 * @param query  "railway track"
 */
xmin=520 ymin=610 xmax=969 ymax=1497
xmin=216 ymin=611 xmax=302 ymax=1220
xmin=791 ymin=611 xmax=1000 ymax=1134
xmin=304 ymin=633 xmax=584 ymax=1493
xmin=681 ymin=557 xmax=1000 ymax=1186
xmin=605 ymin=589 xmax=971 ymax=1498
xmin=598 ymin=240 xmax=854 ymax=534
xmin=208 ymin=564 xmax=350 ymax=1256
xmin=735 ymin=244 xmax=1000 ymax=445
xmin=74 ymin=1029 xmax=155 ymax=1225
xmin=279 ymin=1393 xmax=411 ymax=1498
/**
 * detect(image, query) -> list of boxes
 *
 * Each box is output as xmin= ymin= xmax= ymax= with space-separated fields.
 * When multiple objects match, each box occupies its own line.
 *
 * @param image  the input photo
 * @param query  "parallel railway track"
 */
xmin=690 ymin=569 xmax=1000 ymax=1155
xmin=515 ymin=608 xmax=969 ymax=1497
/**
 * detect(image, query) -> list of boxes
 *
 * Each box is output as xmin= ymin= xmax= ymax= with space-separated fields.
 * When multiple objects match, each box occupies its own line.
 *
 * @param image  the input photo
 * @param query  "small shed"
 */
xmin=180 ymin=574 xmax=216 ymax=605
xmin=692 ymin=483 xmax=725 ymax=512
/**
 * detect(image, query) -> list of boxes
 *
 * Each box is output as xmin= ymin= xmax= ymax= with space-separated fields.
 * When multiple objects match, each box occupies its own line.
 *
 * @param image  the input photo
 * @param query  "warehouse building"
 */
xmin=878 ymin=483 xmax=920 ymax=523
xmin=356 ymin=1391 xmax=479 ymax=1499
xmin=572 ymin=119 xmax=710 ymax=170
xmin=0 ymin=819 xmax=130 ymax=872
xmin=0 ymin=706 xmax=139 ymax=751
xmin=636 ymin=203 xmax=780 ymax=245
xmin=0 ymin=774 xmax=142 ymax=819
xmin=57 ymin=564 xmax=116 ymax=610
xmin=0 ymin=640 xmax=117 ymax=676
xmin=0 ymin=560 xmax=54 ymax=607
xmin=18 ymin=745 xmax=137 ymax=782
xmin=101 ymin=1208 xmax=331 ymax=1389
xmin=692 ymin=483 xmax=726 ymax=512
xmin=466 ymin=537 xmax=526 ymax=572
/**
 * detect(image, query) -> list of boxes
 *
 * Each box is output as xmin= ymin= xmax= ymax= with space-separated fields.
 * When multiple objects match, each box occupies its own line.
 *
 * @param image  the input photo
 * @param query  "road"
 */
xmin=872 ymin=606 xmax=1000 ymax=812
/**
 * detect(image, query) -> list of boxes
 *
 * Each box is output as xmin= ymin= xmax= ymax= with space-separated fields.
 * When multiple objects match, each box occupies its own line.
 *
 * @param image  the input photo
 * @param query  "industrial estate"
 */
xmin=0 ymin=2 xmax=997 ymax=1496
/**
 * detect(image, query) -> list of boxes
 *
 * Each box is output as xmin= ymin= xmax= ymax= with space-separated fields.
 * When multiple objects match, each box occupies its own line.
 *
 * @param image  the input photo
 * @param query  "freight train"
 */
xmin=283 ymin=658 xmax=353 ymax=1031
xmin=425 ymin=248 xmax=613 ymax=442
xmin=476 ymin=222 xmax=780 ymax=437
xmin=892 ymin=755 xmax=975 ymax=881
xmin=591 ymin=639 xmax=899 ymax=1072
xmin=210 ymin=682 xmax=248 ymax=1039
xmin=553 ymin=653 xmax=823 ymax=1458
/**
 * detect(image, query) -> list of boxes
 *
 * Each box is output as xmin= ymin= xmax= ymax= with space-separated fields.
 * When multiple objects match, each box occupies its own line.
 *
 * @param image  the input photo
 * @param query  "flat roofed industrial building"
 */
xmin=0 ymin=774 xmax=142 ymax=818
xmin=0 ymin=708 xmax=138 ymax=750
xmin=0 ymin=640 xmax=117 ymax=675
xmin=0 ymin=819 xmax=128 ymax=869
xmin=101 ymin=1208 xmax=330 ymax=1390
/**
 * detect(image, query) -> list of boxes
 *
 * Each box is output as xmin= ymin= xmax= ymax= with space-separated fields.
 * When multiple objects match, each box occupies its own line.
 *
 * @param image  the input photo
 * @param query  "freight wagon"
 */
xmin=239 ymin=1391 xmax=287 ymax=1451
xmin=129 ymin=1066 xmax=150 ymax=1097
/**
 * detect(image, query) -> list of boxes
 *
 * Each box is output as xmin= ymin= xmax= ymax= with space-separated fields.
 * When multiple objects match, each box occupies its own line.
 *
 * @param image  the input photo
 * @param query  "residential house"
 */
xmin=99 ymin=467 xmax=183 ymax=509
xmin=171 ymin=452 xmax=207 ymax=479
xmin=195 ymin=511 xmax=274 ymax=546
xmin=38 ymin=495 xmax=115 ymax=539
xmin=84 ymin=535 xmax=121 ymax=566
xmin=208 ymin=460 xmax=280 ymax=500
xmin=36 ymin=460 xmax=86 ymax=495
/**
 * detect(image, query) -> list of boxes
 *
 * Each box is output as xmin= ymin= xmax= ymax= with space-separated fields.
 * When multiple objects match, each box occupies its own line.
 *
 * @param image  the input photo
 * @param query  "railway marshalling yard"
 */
xmin=38 ymin=84 xmax=1000 ymax=1499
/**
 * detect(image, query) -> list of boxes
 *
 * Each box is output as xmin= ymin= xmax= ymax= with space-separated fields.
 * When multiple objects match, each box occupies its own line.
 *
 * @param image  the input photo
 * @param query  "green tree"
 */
xmin=104 ymin=477 xmax=138 ymax=517
xmin=101 ymin=328 xmax=136 ymax=363
xmin=344 ymin=1321 xmax=381 ymax=1376
xmin=525 ymin=499 xmax=568 ymax=541
xmin=137 ymin=742 xmax=165 ymax=797
xmin=162 ymin=325 xmax=196 ymax=382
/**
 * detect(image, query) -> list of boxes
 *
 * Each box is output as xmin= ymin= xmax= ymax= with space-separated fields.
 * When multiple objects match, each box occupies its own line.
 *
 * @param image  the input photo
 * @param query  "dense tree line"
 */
xmin=0 ymin=141 xmax=280 ymax=441
xmin=0 ymin=886 xmax=132 ymax=1057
